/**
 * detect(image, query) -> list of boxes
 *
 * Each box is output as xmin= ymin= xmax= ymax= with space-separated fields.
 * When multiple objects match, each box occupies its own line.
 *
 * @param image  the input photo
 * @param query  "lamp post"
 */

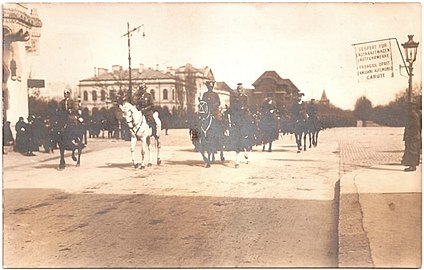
xmin=121 ymin=22 xmax=145 ymax=103
xmin=401 ymin=35 xmax=419 ymax=103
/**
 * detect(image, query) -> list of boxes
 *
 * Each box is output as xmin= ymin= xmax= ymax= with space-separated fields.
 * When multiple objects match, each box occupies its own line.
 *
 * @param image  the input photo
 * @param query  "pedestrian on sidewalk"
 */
xmin=3 ymin=120 xmax=14 ymax=154
xmin=401 ymin=102 xmax=421 ymax=172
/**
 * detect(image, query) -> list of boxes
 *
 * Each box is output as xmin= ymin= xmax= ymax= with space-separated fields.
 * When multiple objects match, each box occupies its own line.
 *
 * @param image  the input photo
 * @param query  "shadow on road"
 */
xmin=165 ymin=159 xmax=231 ymax=168
xmin=99 ymin=162 xmax=139 ymax=170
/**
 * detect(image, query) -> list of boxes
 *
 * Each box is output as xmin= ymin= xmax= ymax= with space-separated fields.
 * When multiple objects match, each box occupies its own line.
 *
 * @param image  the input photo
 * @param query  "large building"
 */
xmin=78 ymin=63 xmax=221 ymax=117
xmin=3 ymin=3 xmax=42 ymax=127
xmin=251 ymin=71 xmax=301 ymax=110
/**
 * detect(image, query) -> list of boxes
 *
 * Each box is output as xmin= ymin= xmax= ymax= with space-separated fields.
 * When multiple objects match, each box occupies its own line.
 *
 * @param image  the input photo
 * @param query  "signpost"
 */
xmin=354 ymin=39 xmax=394 ymax=82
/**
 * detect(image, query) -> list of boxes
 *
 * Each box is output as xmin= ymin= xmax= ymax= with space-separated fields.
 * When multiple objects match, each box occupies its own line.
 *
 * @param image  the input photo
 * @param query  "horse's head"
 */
xmin=119 ymin=102 xmax=135 ymax=119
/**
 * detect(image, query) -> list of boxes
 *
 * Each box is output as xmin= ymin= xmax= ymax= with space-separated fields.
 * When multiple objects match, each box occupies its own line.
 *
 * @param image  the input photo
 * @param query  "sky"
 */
xmin=27 ymin=2 xmax=422 ymax=110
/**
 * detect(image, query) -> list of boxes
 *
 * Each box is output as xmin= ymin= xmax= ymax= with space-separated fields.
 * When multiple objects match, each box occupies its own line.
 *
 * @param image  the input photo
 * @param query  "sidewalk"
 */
xmin=338 ymin=164 xmax=422 ymax=268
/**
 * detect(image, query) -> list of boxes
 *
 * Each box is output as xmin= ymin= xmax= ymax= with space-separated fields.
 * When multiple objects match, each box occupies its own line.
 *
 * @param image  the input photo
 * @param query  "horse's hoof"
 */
xmin=244 ymin=155 xmax=248 ymax=160
xmin=134 ymin=163 xmax=139 ymax=169
xmin=72 ymin=156 xmax=77 ymax=161
xmin=235 ymin=164 xmax=240 ymax=168
xmin=268 ymin=150 xmax=272 ymax=152
xmin=246 ymin=161 xmax=250 ymax=164
xmin=147 ymin=163 xmax=152 ymax=167
xmin=58 ymin=164 xmax=65 ymax=170
xmin=157 ymin=158 xmax=162 ymax=165
xmin=221 ymin=157 xmax=225 ymax=162
xmin=76 ymin=163 xmax=80 ymax=167
xmin=205 ymin=163 xmax=211 ymax=168
xmin=140 ymin=165 xmax=146 ymax=170
xmin=297 ymin=150 xmax=301 ymax=153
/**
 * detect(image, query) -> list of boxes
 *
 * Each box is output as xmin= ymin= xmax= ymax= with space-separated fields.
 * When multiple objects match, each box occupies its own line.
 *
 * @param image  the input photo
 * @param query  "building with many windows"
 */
xmin=78 ymin=63 xmax=216 ymax=118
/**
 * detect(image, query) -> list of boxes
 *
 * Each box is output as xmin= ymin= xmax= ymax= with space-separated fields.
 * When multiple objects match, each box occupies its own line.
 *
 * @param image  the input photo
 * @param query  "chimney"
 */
xmin=166 ymin=66 xmax=175 ymax=76
xmin=139 ymin=63 xmax=145 ymax=73
xmin=112 ymin=65 xmax=122 ymax=73
xmin=97 ymin=68 xmax=108 ymax=76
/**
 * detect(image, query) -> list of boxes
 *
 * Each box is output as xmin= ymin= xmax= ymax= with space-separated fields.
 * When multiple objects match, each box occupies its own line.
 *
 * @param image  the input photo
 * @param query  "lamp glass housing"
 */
xmin=402 ymin=35 xmax=419 ymax=63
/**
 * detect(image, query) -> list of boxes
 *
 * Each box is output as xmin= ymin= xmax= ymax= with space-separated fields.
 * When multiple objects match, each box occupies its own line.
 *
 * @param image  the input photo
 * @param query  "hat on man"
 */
xmin=205 ymin=80 xmax=215 ymax=89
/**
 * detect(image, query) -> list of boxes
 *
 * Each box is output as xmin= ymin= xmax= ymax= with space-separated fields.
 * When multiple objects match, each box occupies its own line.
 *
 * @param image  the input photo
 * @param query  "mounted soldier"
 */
xmin=135 ymin=82 xmax=157 ymax=137
xmin=201 ymin=80 xmax=221 ymax=119
xmin=59 ymin=89 xmax=78 ymax=126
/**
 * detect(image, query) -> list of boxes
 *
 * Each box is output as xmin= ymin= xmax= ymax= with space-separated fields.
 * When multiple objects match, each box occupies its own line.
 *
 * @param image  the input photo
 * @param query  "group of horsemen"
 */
xmin=59 ymin=80 xmax=320 ymax=152
xmin=191 ymin=80 xmax=321 ymax=153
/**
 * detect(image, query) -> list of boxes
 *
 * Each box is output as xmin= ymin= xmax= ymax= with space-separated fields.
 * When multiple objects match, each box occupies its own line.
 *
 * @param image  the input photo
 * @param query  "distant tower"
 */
xmin=319 ymin=89 xmax=330 ymax=105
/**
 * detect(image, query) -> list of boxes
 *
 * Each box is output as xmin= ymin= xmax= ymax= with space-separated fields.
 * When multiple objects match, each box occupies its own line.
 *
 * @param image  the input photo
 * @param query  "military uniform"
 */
xmin=136 ymin=84 xmax=157 ymax=136
xmin=136 ymin=91 xmax=155 ymax=125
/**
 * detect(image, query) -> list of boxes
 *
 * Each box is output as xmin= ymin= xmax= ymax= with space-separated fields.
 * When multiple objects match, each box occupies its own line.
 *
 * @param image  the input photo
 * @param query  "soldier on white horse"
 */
xmin=119 ymin=82 xmax=161 ymax=169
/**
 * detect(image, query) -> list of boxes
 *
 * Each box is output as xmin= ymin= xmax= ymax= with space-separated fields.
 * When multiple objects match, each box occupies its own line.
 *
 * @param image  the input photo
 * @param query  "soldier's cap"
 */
xmin=139 ymin=82 xmax=147 ymax=89
xmin=205 ymin=80 xmax=215 ymax=87
xmin=64 ymin=89 xmax=71 ymax=94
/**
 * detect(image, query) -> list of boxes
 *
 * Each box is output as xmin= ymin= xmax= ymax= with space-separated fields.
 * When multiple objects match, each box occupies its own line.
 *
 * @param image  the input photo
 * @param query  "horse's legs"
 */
xmin=146 ymin=136 xmax=153 ymax=167
xmin=309 ymin=132 xmax=315 ymax=148
xmin=59 ymin=144 xmax=66 ymax=169
xmin=156 ymin=136 xmax=161 ymax=165
xmin=303 ymin=132 xmax=307 ymax=151
xmin=295 ymin=133 xmax=302 ymax=153
xmin=314 ymin=131 xmax=319 ymax=147
xmin=235 ymin=151 xmax=240 ymax=168
xmin=244 ymin=147 xmax=252 ymax=164
xmin=76 ymin=141 xmax=82 ymax=167
xmin=268 ymin=141 xmax=272 ymax=152
xmin=206 ymin=150 xmax=212 ymax=168
xmin=262 ymin=143 xmax=266 ymax=152
xmin=130 ymin=136 xmax=138 ymax=168
xmin=140 ymin=137 xmax=147 ymax=169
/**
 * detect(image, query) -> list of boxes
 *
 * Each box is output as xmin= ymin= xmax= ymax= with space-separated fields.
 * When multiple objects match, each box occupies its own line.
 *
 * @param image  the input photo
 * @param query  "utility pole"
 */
xmin=121 ymin=22 xmax=144 ymax=102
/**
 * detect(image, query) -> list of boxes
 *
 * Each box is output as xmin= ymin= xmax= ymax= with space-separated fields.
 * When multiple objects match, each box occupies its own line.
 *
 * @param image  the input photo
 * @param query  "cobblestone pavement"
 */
xmin=338 ymin=127 xmax=404 ymax=173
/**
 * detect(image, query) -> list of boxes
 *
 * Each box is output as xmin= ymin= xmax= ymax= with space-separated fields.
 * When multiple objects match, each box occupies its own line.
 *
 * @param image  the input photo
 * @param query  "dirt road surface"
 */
xmin=2 ymin=127 xmax=408 ymax=268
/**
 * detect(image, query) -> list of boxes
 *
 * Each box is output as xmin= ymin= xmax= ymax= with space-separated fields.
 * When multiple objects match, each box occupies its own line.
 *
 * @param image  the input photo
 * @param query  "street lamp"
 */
xmin=121 ymin=22 xmax=145 ymax=103
xmin=401 ymin=35 xmax=419 ymax=103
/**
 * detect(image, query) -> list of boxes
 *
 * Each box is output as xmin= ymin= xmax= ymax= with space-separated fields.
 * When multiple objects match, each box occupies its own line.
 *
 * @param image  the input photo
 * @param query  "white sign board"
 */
xmin=354 ymin=40 xmax=394 ymax=82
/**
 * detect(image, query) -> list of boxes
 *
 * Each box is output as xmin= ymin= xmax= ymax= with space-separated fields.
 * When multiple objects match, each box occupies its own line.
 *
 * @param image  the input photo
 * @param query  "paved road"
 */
xmin=3 ymin=127 xmax=420 ymax=267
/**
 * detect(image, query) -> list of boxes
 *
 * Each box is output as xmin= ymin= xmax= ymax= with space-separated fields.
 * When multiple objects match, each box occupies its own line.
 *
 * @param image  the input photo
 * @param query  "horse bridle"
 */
xmin=198 ymin=101 xmax=213 ymax=136
xmin=126 ymin=108 xmax=143 ymax=135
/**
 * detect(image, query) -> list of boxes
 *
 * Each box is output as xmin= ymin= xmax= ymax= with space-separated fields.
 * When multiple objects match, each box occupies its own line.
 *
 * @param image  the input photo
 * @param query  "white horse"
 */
xmin=119 ymin=101 xmax=161 ymax=169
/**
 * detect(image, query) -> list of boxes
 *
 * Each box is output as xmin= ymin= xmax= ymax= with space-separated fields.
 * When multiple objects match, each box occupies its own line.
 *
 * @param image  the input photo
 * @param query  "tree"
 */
xmin=353 ymin=96 xmax=373 ymax=127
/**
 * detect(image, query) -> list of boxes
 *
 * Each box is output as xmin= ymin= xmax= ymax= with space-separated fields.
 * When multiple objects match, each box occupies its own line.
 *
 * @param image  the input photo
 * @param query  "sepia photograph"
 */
xmin=2 ymin=2 xmax=422 ymax=268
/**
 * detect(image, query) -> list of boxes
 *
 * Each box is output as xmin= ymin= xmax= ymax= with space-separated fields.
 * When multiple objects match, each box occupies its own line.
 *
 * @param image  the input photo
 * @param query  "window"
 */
xmin=163 ymin=89 xmax=168 ymax=100
xmin=101 ymin=90 xmax=106 ymax=101
xmin=172 ymin=89 xmax=175 ymax=100
xmin=109 ymin=90 xmax=116 ymax=101
xmin=92 ymin=90 xmax=97 ymax=101
xmin=83 ymin=91 xmax=88 ymax=101
xmin=150 ymin=89 xmax=155 ymax=100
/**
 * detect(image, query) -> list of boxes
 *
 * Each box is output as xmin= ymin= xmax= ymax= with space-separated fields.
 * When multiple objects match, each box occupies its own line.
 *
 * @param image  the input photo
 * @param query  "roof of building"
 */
xmin=175 ymin=63 xmax=214 ymax=79
xmin=252 ymin=71 xmax=300 ymax=92
xmin=80 ymin=68 xmax=175 ymax=82
xmin=252 ymin=71 xmax=285 ymax=86
xmin=320 ymin=89 xmax=329 ymax=101
xmin=215 ymin=81 xmax=232 ymax=92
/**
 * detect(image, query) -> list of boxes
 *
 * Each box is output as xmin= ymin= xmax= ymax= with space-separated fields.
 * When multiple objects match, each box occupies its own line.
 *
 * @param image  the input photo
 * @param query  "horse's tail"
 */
xmin=153 ymin=111 xmax=162 ymax=134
